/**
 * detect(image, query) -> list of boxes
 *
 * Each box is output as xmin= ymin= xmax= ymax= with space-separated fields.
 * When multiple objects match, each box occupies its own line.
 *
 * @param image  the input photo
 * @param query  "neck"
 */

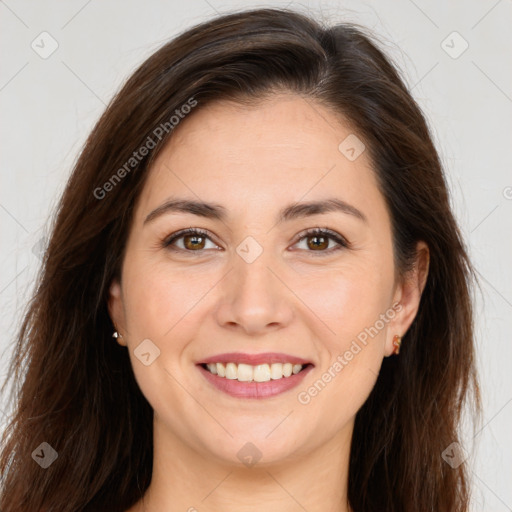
xmin=130 ymin=418 xmax=354 ymax=512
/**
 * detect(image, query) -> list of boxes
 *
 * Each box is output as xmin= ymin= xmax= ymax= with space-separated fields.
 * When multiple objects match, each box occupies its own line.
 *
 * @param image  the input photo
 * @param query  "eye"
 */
xmin=162 ymin=227 xmax=349 ymax=255
xmin=162 ymin=228 xmax=220 ymax=252
xmin=292 ymin=228 xmax=349 ymax=255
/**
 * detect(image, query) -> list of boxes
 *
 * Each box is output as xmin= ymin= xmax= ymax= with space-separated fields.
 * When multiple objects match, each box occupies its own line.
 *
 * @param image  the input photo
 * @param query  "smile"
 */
xmin=197 ymin=352 xmax=314 ymax=399
xmin=203 ymin=362 xmax=305 ymax=382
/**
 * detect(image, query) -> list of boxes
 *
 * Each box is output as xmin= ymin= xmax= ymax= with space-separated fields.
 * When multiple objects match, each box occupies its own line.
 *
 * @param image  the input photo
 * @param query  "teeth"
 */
xmin=204 ymin=362 xmax=305 ymax=381
xmin=270 ymin=363 xmax=283 ymax=380
xmin=225 ymin=363 xmax=237 ymax=380
xmin=216 ymin=363 xmax=226 ymax=377
xmin=254 ymin=364 xmax=271 ymax=382
xmin=292 ymin=364 xmax=302 ymax=374
xmin=237 ymin=363 xmax=253 ymax=382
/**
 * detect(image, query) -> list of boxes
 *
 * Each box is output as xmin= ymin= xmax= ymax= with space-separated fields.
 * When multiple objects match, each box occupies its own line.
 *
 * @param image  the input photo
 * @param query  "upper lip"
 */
xmin=198 ymin=352 xmax=313 ymax=366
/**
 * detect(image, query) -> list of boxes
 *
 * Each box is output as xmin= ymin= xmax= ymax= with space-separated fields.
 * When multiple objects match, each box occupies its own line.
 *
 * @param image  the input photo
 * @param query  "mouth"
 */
xmin=199 ymin=361 xmax=313 ymax=381
xmin=196 ymin=352 xmax=314 ymax=399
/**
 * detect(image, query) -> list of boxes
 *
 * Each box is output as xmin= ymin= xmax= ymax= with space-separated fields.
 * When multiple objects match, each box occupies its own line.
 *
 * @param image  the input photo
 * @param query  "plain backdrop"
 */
xmin=1 ymin=1 xmax=511 ymax=510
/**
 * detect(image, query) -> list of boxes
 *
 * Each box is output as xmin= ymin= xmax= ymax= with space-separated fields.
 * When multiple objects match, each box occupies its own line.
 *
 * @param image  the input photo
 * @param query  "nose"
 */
xmin=215 ymin=247 xmax=294 ymax=336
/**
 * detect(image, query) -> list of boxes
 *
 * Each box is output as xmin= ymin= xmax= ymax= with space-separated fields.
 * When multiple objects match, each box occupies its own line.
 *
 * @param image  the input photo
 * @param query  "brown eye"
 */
xmin=293 ymin=228 xmax=348 ymax=255
xmin=183 ymin=234 xmax=206 ymax=250
xmin=163 ymin=228 xmax=219 ymax=252
xmin=306 ymin=235 xmax=329 ymax=251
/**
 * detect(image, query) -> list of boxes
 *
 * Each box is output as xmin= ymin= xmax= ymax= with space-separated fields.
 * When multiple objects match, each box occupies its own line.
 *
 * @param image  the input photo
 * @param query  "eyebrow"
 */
xmin=143 ymin=197 xmax=367 ymax=225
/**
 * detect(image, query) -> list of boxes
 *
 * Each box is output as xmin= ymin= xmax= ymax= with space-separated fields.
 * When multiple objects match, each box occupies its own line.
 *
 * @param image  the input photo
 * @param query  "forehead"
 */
xmin=135 ymin=93 xmax=387 ymax=225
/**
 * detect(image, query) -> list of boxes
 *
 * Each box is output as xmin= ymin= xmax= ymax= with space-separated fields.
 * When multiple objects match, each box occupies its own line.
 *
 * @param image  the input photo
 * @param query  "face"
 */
xmin=109 ymin=93 xmax=426 ymax=466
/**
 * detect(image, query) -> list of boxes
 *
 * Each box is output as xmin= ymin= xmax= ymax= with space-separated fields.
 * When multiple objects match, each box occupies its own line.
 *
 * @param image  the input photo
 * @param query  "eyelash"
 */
xmin=161 ymin=227 xmax=349 ymax=256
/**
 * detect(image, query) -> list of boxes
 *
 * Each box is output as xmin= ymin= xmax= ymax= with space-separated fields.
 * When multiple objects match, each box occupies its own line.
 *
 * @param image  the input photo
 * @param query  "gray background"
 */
xmin=1 ymin=1 xmax=511 ymax=510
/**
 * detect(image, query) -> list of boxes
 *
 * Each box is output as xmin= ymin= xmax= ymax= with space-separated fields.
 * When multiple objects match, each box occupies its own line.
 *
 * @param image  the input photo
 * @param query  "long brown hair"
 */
xmin=0 ymin=8 xmax=479 ymax=512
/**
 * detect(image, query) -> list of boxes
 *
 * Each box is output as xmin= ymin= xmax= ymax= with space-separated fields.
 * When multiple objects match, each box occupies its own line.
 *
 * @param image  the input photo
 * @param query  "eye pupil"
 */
xmin=184 ymin=235 xmax=205 ymax=250
xmin=307 ymin=236 xmax=328 ymax=250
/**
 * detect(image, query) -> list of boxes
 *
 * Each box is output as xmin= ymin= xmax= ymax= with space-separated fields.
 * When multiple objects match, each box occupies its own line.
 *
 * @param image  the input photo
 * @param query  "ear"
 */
xmin=385 ymin=241 xmax=430 ymax=356
xmin=108 ymin=278 xmax=127 ymax=346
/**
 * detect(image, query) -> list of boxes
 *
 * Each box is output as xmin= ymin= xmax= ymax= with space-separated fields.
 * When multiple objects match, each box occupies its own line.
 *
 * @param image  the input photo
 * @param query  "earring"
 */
xmin=112 ymin=331 xmax=123 ymax=340
xmin=392 ymin=334 xmax=402 ymax=355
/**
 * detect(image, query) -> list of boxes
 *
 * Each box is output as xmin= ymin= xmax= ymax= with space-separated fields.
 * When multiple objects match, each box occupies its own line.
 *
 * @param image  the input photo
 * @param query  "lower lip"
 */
xmin=197 ymin=364 xmax=314 ymax=399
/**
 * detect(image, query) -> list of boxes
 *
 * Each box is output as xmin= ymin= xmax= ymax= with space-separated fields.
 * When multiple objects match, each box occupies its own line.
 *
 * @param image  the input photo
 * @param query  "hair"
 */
xmin=0 ymin=7 xmax=479 ymax=512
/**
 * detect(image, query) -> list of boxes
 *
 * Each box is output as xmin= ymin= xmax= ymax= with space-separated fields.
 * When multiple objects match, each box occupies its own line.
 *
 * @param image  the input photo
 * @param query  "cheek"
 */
xmin=298 ymin=259 xmax=393 ymax=341
xmin=296 ymin=270 xmax=389 ymax=428
xmin=119 ymin=257 xmax=203 ymax=416
xmin=295 ymin=259 xmax=393 ymax=397
xmin=302 ymin=352 xmax=381 ymax=433
xmin=121 ymin=256 xmax=214 ymax=339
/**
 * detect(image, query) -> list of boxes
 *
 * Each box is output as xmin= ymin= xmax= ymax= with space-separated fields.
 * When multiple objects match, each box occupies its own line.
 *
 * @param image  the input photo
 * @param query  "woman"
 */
xmin=0 ymin=8 xmax=479 ymax=512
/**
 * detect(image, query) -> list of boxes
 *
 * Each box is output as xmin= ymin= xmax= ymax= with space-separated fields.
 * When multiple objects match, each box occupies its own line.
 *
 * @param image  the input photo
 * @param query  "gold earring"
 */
xmin=392 ymin=334 xmax=402 ymax=355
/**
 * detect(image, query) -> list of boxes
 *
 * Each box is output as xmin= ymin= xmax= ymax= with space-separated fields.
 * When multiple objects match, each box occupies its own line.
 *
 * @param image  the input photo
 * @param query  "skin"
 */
xmin=108 ymin=93 xmax=429 ymax=512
